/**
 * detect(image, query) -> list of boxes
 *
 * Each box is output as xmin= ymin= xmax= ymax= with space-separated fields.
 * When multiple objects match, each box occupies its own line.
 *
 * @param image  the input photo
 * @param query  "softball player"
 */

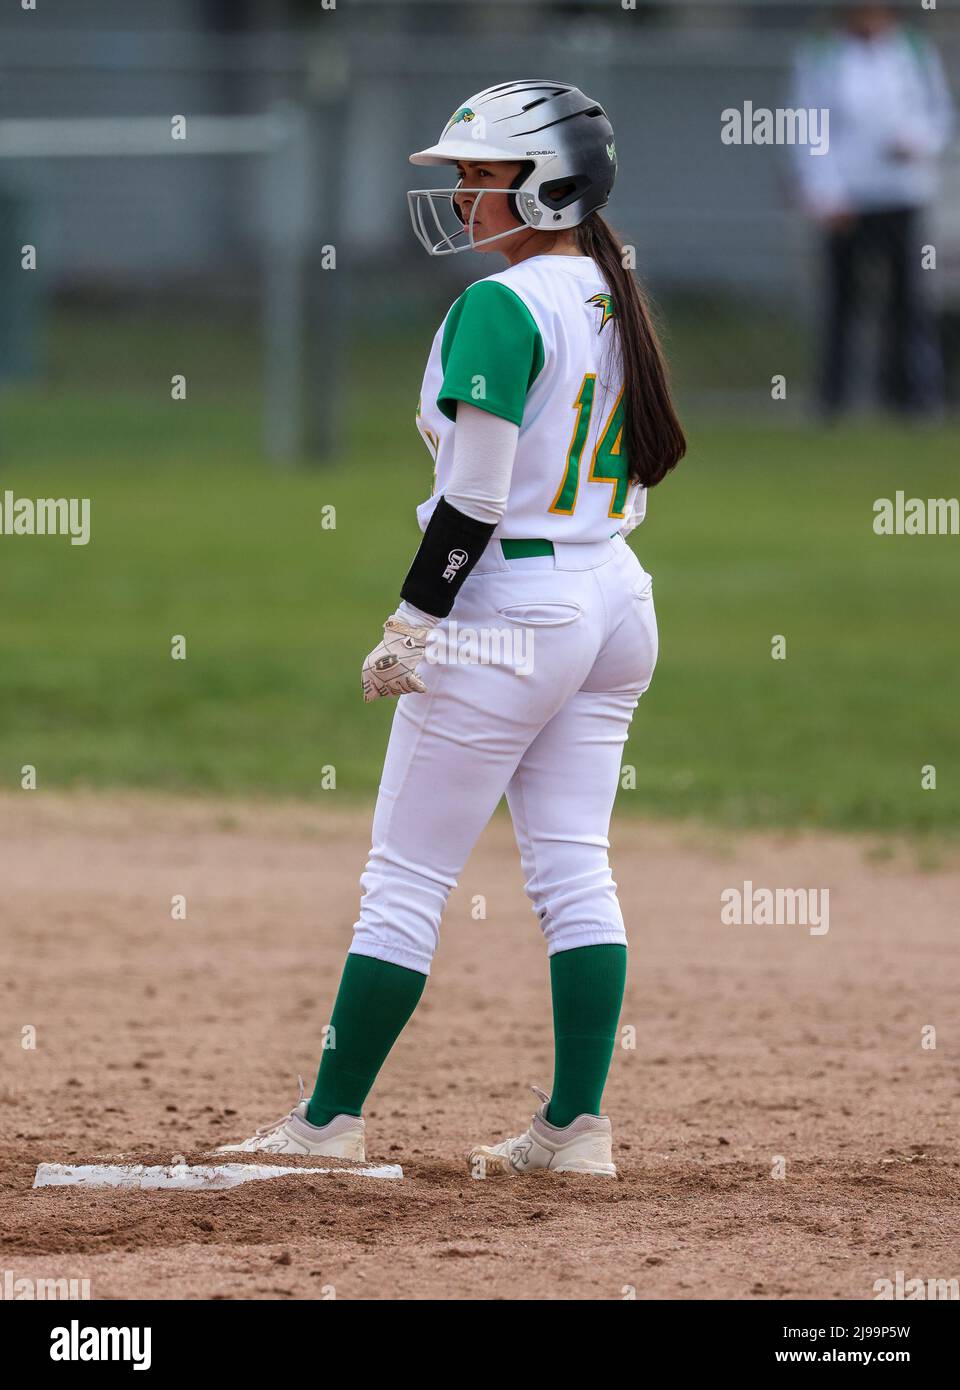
xmin=221 ymin=81 xmax=685 ymax=1176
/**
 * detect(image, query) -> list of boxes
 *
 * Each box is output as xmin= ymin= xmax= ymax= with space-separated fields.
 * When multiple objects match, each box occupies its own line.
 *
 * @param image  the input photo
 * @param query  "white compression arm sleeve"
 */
xmin=396 ymin=402 xmax=520 ymax=627
xmin=444 ymin=401 xmax=519 ymax=526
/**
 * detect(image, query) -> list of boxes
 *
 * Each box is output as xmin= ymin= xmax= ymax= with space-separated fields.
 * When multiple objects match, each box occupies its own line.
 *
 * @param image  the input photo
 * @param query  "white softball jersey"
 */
xmin=414 ymin=253 xmax=647 ymax=543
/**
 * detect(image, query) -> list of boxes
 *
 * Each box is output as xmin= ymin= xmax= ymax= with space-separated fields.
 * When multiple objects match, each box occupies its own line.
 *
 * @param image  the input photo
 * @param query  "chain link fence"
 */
xmin=1 ymin=0 xmax=958 ymax=454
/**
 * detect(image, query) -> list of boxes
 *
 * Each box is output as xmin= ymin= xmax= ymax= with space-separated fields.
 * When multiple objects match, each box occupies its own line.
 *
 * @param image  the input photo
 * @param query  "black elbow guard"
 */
xmin=400 ymin=496 xmax=496 ymax=618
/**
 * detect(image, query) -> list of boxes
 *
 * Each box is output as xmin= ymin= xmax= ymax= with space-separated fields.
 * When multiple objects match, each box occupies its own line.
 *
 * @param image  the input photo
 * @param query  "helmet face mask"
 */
xmin=407 ymin=179 xmax=541 ymax=258
xmin=407 ymin=80 xmax=617 ymax=257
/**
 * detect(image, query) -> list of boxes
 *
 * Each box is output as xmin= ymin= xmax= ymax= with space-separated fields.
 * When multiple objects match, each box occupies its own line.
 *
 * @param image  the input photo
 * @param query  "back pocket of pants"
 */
xmin=496 ymin=602 xmax=582 ymax=627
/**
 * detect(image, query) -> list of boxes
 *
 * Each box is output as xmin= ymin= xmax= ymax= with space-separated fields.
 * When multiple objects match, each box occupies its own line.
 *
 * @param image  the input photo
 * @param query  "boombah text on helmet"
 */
xmin=407 ymin=80 xmax=617 ymax=256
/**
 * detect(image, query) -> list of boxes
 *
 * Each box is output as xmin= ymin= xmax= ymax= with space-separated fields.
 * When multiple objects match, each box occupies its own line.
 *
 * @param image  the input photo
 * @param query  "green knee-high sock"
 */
xmin=546 ymin=944 xmax=627 ymax=1128
xmin=306 ymin=953 xmax=426 ymax=1128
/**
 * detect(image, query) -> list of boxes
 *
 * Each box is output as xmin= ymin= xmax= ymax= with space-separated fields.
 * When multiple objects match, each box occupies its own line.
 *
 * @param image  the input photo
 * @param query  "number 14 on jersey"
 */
xmin=549 ymin=373 xmax=629 ymax=519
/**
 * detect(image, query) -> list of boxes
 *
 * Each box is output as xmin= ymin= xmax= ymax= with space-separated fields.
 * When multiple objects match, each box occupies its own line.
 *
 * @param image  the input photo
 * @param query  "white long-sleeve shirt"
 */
xmin=790 ymin=26 xmax=955 ymax=217
xmin=396 ymin=402 xmax=517 ymax=627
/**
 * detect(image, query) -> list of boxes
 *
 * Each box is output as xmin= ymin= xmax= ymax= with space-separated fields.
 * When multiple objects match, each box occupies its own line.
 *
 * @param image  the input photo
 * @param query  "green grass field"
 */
xmin=1 ymin=309 xmax=957 ymax=831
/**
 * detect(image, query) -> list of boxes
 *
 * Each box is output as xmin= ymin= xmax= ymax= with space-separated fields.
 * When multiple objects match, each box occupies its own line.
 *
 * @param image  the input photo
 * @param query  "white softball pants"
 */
xmin=349 ymin=532 xmax=659 ymax=975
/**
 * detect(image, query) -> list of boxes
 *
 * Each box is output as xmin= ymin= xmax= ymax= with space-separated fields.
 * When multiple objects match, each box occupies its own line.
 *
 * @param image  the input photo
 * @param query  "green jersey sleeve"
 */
xmin=437 ymin=280 xmax=546 ymax=427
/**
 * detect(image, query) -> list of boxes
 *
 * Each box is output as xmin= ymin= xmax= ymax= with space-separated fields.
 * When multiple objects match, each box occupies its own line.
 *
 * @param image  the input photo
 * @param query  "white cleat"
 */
xmin=214 ymin=1079 xmax=366 ymax=1162
xmin=468 ymin=1086 xmax=617 ymax=1178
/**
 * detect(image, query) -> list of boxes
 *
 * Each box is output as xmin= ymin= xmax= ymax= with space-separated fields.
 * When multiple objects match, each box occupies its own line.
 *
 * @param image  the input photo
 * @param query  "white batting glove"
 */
xmin=361 ymin=610 xmax=435 ymax=702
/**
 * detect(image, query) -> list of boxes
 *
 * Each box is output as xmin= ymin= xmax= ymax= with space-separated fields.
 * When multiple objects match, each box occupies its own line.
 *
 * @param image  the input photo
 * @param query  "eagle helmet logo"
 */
xmin=445 ymin=106 xmax=476 ymax=133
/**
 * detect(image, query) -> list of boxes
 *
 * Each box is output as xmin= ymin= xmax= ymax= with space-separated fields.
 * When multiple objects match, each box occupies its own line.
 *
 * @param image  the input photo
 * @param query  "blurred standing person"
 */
xmin=790 ymin=4 xmax=954 ymax=419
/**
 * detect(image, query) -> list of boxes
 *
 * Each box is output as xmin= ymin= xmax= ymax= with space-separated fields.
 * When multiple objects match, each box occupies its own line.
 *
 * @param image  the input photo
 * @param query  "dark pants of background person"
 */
xmin=820 ymin=205 xmax=943 ymax=418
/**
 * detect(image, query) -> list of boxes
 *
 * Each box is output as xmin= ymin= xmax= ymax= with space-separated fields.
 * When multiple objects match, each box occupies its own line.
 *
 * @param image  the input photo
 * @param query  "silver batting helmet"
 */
xmin=407 ymin=79 xmax=617 ymax=256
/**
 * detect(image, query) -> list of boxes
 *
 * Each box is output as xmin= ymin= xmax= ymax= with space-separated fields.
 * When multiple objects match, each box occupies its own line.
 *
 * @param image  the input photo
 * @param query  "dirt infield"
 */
xmin=1 ymin=793 xmax=957 ymax=1301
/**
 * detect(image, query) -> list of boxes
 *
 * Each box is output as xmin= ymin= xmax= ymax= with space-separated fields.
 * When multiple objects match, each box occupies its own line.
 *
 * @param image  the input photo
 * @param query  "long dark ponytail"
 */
xmin=575 ymin=213 xmax=686 ymax=488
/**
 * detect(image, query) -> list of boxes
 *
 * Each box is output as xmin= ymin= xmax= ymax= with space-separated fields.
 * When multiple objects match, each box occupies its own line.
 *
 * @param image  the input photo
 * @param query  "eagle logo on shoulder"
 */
xmin=587 ymin=292 xmax=615 ymax=332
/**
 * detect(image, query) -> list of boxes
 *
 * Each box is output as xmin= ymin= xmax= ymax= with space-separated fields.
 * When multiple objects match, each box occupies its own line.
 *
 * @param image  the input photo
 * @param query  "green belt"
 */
xmin=501 ymin=533 xmax=620 ymax=560
xmin=501 ymin=538 xmax=554 ymax=559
